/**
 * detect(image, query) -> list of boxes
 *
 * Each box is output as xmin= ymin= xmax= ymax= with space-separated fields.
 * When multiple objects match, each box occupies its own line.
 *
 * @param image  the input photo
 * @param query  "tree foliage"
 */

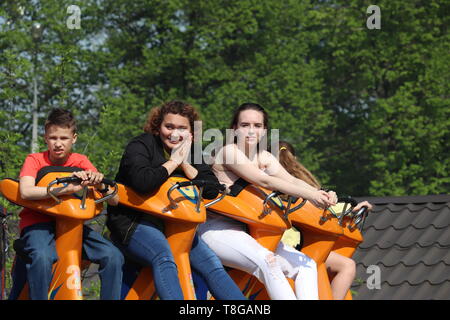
xmin=1 ymin=0 xmax=449 ymax=199
xmin=1 ymin=0 xmax=449 ymax=300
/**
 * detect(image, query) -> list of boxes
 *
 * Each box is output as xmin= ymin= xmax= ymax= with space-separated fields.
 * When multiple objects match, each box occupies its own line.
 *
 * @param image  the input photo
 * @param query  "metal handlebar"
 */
xmin=47 ymin=177 xmax=118 ymax=209
xmin=338 ymin=196 xmax=358 ymax=207
xmin=338 ymin=207 xmax=353 ymax=226
xmin=350 ymin=206 xmax=369 ymax=231
xmin=94 ymin=180 xmax=118 ymax=205
xmin=334 ymin=196 xmax=356 ymax=225
xmin=167 ymin=180 xmax=226 ymax=213
xmin=204 ymin=189 xmax=228 ymax=209
xmin=259 ymin=191 xmax=281 ymax=218
xmin=335 ymin=196 xmax=370 ymax=230
xmin=283 ymin=196 xmax=308 ymax=219
xmin=287 ymin=198 xmax=307 ymax=215
xmin=283 ymin=196 xmax=293 ymax=219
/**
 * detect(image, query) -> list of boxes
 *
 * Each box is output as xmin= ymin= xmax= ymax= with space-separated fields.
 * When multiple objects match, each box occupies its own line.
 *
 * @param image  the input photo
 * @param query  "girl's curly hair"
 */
xmin=143 ymin=100 xmax=200 ymax=135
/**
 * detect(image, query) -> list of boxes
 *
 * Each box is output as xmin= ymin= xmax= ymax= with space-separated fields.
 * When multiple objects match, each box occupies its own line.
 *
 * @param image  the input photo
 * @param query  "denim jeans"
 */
xmin=8 ymin=222 xmax=124 ymax=300
xmin=189 ymin=233 xmax=245 ymax=300
xmin=117 ymin=220 xmax=245 ymax=300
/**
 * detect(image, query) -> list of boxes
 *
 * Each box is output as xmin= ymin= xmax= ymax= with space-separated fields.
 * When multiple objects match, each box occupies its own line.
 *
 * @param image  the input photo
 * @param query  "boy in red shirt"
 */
xmin=9 ymin=108 xmax=123 ymax=300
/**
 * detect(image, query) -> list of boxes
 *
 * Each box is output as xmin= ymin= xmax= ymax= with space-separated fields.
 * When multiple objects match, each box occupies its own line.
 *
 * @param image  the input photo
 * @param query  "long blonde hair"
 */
xmin=279 ymin=141 xmax=321 ymax=189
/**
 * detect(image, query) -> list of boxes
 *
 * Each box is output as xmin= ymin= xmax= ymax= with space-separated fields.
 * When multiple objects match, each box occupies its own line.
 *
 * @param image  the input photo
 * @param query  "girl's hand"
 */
xmin=307 ymin=190 xmax=335 ymax=209
xmin=181 ymin=134 xmax=192 ymax=164
xmin=170 ymin=136 xmax=191 ymax=165
xmin=327 ymin=190 xmax=338 ymax=206
xmin=352 ymin=200 xmax=373 ymax=212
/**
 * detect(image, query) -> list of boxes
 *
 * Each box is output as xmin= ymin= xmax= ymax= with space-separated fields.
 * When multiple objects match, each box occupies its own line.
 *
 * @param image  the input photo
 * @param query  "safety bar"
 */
xmin=335 ymin=196 xmax=371 ymax=229
xmin=167 ymin=180 xmax=226 ymax=213
xmin=259 ymin=191 xmax=282 ymax=218
xmin=47 ymin=176 xmax=118 ymax=209
xmin=351 ymin=206 xmax=369 ymax=231
xmin=286 ymin=197 xmax=307 ymax=215
xmin=337 ymin=196 xmax=358 ymax=225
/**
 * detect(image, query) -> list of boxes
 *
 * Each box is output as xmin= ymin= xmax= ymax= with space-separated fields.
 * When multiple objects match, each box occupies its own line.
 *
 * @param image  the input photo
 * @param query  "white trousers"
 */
xmin=198 ymin=213 xmax=319 ymax=300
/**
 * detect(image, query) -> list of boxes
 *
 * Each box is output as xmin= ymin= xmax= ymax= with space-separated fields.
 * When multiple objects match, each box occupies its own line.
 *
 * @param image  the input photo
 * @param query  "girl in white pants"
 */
xmin=198 ymin=213 xmax=319 ymax=300
xmin=198 ymin=103 xmax=338 ymax=300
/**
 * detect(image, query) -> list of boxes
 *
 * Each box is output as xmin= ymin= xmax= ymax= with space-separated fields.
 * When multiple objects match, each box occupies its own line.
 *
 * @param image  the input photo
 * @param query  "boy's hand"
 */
xmin=72 ymin=171 xmax=104 ymax=187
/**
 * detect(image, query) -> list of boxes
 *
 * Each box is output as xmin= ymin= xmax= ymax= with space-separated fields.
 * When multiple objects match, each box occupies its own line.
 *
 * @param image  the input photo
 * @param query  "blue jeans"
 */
xmin=190 ymin=233 xmax=245 ymax=300
xmin=117 ymin=220 xmax=245 ymax=300
xmin=9 ymin=222 xmax=124 ymax=300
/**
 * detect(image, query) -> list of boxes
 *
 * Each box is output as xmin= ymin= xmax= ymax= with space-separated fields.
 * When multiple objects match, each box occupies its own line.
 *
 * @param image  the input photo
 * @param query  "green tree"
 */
xmin=310 ymin=0 xmax=450 ymax=196
xmin=91 ymin=0 xmax=333 ymax=179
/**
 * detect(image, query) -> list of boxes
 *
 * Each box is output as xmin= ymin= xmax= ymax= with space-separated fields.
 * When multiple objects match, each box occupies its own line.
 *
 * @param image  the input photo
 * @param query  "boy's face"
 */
xmin=44 ymin=125 xmax=77 ymax=164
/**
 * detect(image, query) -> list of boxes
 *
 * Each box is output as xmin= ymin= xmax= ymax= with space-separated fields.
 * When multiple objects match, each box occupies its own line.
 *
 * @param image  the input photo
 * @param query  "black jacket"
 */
xmin=106 ymin=133 xmax=220 ymax=245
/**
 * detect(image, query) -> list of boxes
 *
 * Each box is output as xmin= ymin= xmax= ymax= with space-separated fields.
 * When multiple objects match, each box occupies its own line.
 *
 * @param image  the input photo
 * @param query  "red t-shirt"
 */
xmin=18 ymin=151 xmax=97 ymax=231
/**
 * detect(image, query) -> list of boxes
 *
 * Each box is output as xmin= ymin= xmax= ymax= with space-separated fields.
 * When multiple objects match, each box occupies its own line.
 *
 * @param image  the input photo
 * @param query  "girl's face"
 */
xmin=44 ymin=125 xmax=77 ymax=165
xmin=159 ymin=113 xmax=191 ymax=150
xmin=234 ymin=109 xmax=266 ymax=147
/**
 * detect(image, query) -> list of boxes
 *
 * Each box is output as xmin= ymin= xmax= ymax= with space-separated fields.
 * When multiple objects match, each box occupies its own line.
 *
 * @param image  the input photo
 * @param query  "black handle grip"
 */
xmin=338 ymin=196 xmax=358 ymax=207
xmin=354 ymin=206 xmax=369 ymax=215
xmin=56 ymin=176 xmax=116 ymax=186
xmin=56 ymin=176 xmax=82 ymax=184
xmin=101 ymin=178 xmax=116 ymax=187
xmin=177 ymin=181 xmax=194 ymax=188
xmin=194 ymin=180 xmax=226 ymax=191
xmin=177 ymin=180 xmax=225 ymax=191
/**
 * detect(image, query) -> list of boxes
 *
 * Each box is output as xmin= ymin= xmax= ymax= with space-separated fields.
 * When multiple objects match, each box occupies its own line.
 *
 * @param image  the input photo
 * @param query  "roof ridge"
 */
xmin=364 ymin=223 xmax=448 ymax=232
xmin=355 ymin=195 xmax=450 ymax=204
xmin=358 ymin=242 xmax=450 ymax=250
xmin=357 ymin=260 xmax=450 ymax=268
xmin=372 ymin=202 xmax=450 ymax=212
xmin=380 ymin=278 xmax=450 ymax=287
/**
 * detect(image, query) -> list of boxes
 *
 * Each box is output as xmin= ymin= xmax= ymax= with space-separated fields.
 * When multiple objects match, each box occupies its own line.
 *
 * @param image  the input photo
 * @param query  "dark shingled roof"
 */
xmin=351 ymin=195 xmax=450 ymax=300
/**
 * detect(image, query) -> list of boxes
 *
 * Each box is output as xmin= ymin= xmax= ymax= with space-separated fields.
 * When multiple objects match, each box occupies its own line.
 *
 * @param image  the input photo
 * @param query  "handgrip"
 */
xmin=55 ymin=176 xmax=116 ymax=187
xmin=101 ymin=178 xmax=116 ymax=187
xmin=167 ymin=180 xmax=226 ymax=212
xmin=337 ymin=196 xmax=358 ymax=207
xmin=47 ymin=176 xmax=117 ymax=207
xmin=56 ymin=176 xmax=82 ymax=184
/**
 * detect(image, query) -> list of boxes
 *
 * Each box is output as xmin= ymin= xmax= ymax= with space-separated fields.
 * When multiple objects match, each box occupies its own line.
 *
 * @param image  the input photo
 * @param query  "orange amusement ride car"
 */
xmin=0 ymin=167 xmax=117 ymax=300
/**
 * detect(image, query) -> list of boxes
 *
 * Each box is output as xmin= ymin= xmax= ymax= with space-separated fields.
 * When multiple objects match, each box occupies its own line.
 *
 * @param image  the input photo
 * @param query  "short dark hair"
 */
xmin=44 ymin=108 xmax=77 ymax=134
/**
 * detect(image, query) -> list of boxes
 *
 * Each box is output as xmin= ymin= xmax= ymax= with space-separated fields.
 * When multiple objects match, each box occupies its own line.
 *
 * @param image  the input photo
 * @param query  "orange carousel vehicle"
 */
xmin=329 ymin=198 xmax=369 ymax=300
xmin=286 ymin=197 xmax=343 ymax=300
xmin=198 ymin=180 xmax=292 ymax=300
xmin=116 ymin=176 xmax=226 ymax=300
xmin=0 ymin=167 xmax=117 ymax=300
xmin=287 ymin=196 xmax=369 ymax=300
xmin=196 ymin=185 xmax=369 ymax=300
